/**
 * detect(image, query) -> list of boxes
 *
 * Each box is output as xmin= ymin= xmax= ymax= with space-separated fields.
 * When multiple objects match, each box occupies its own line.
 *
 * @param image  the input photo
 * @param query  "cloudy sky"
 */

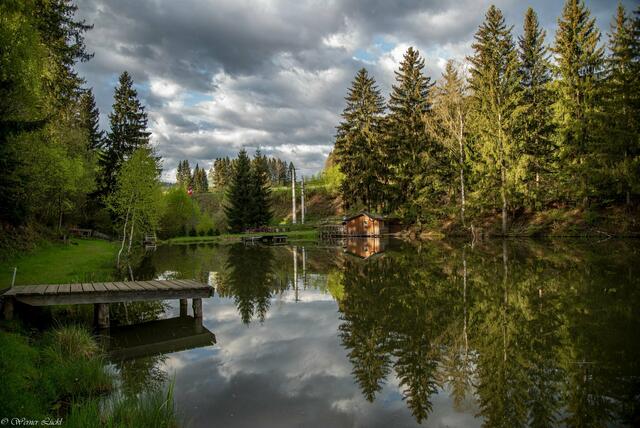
xmin=76 ymin=0 xmax=631 ymax=182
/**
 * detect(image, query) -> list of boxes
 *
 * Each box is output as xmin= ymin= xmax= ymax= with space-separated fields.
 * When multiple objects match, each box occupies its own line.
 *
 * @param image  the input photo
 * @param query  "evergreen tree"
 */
xmin=225 ymin=149 xmax=253 ymax=232
xmin=334 ymin=68 xmax=386 ymax=211
xmin=427 ymin=60 xmax=470 ymax=226
xmin=385 ymin=47 xmax=434 ymax=215
xmin=100 ymin=71 xmax=151 ymax=196
xmin=250 ymin=151 xmax=272 ymax=226
xmin=552 ymin=0 xmax=604 ymax=205
xmin=468 ymin=5 xmax=523 ymax=235
xmin=35 ymin=0 xmax=93 ymax=108
xmin=518 ymin=7 xmax=555 ymax=208
xmin=192 ymin=164 xmax=201 ymax=192
xmin=79 ymin=88 xmax=104 ymax=151
xmin=605 ymin=3 xmax=639 ymax=205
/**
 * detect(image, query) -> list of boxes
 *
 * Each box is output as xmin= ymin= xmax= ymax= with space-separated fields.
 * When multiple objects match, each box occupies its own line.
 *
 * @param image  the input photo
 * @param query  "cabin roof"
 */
xmin=343 ymin=211 xmax=385 ymax=222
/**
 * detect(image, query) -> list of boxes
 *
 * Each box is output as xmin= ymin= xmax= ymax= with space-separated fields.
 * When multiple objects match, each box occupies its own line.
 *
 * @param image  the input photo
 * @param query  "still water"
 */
xmin=110 ymin=238 xmax=640 ymax=427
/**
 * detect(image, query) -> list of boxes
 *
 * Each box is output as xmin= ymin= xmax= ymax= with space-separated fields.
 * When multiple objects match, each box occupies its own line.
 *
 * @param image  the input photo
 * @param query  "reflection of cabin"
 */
xmin=344 ymin=237 xmax=387 ymax=259
xmin=343 ymin=212 xmax=388 ymax=237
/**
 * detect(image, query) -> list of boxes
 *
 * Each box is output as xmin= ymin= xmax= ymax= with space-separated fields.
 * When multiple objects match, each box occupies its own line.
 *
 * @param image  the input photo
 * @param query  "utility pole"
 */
xmin=301 ymin=176 xmax=305 ymax=224
xmin=291 ymin=166 xmax=297 ymax=224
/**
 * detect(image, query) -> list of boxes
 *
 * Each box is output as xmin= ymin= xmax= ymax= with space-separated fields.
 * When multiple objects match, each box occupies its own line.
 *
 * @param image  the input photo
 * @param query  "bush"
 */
xmin=207 ymin=228 xmax=214 ymax=236
xmin=198 ymin=229 xmax=205 ymax=236
xmin=189 ymin=227 xmax=197 ymax=237
xmin=214 ymin=228 xmax=221 ymax=236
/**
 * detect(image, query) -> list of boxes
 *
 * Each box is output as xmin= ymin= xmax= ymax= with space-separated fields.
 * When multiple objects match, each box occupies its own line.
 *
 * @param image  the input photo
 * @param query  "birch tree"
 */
xmin=107 ymin=148 xmax=162 ymax=267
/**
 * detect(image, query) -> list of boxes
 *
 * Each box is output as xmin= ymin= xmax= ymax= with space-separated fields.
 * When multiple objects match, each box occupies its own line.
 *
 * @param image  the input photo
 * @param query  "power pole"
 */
xmin=301 ymin=176 xmax=305 ymax=224
xmin=291 ymin=165 xmax=297 ymax=224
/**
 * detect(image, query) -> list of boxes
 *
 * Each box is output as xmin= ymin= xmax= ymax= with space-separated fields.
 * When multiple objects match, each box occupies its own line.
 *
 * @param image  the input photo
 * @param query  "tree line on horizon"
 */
xmin=175 ymin=155 xmax=295 ymax=193
xmin=334 ymin=1 xmax=640 ymax=234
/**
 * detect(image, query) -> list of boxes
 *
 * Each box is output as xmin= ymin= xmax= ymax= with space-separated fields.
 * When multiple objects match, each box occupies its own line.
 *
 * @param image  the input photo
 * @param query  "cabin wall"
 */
xmin=345 ymin=215 xmax=386 ymax=236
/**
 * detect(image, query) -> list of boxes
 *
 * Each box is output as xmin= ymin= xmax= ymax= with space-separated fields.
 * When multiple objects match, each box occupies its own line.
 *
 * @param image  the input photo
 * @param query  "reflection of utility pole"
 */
xmin=291 ymin=166 xmax=297 ymax=224
xmin=302 ymin=246 xmax=306 ymax=289
xmin=292 ymin=245 xmax=299 ymax=302
xmin=301 ymin=176 xmax=305 ymax=224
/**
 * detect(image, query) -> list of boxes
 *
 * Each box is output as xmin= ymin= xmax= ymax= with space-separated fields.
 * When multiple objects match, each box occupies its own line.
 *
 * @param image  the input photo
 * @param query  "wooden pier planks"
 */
xmin=2 ymin=279 xmax=212 ymax=306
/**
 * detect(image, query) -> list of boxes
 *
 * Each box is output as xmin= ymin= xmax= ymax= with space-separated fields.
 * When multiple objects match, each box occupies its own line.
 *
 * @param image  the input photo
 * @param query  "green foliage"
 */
xmin=518 ymin=7 xmax=555 ymax=208
xmin=99 ymin=71 xmax=152 ymax=197
xmin=159 ymin=187 xmax=199 ymax=238
xmin=334 ymin=68 xmax=387 ymax=211
xmin=175 ymin=159 xmax=192 ymax=190
xmin=106 ymin=148 xmax=162 ymax=266
xmin=224 ymin=149 xmax=273 ymax=232
xmin=552 ymin=0 xmax=604 ymax=204
xmin=468 ymin=5 xmax=523 ymax=234
xmin=385 ymin=47 xmax=435 ymax=214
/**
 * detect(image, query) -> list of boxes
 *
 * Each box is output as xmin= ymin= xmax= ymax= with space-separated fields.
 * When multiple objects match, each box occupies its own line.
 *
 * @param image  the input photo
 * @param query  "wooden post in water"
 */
xmin=94 ymin=303 xmax=110 ymax=329
xmin=180 ymin=299 xmax=188 ymax=317
xmin=192 ymin=298 xmax=203 ymax=319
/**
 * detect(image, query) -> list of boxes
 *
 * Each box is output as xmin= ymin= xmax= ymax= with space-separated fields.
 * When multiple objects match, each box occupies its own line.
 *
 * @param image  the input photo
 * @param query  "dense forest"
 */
xmin=334 ymin=2 xmax=640 ymax=234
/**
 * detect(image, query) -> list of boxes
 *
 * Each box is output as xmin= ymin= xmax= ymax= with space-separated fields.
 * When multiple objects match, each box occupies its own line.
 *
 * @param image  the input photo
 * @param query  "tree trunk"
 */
xmin=116 ymin=197 xmax=133 ymax=268
xmin=127 ymin=211 xmax=136 ymax=255
xmin=501 ymin=166 xmax=507 ymax=236
xmin=58 ymin=195 xmax=63 ymax=235
xmin=458 ymin=107 xmax=466 ymax=228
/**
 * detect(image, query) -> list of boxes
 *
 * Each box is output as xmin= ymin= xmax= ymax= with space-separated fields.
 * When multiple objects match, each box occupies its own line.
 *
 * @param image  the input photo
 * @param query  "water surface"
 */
xmin=111 ymin=238 xmax=640 ymax=427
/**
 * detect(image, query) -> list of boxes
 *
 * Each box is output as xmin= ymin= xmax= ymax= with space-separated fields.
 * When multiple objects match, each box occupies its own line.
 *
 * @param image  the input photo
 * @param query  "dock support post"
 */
xmin=180 ymin=299 xmax=188 ymax=317
xmin=94 ymin=303 xmax=110 ymax=329
xmin=2 ymin=297 xmax=14 ymax=320
xmin=192 ymin=298 xmax=202 ymax=319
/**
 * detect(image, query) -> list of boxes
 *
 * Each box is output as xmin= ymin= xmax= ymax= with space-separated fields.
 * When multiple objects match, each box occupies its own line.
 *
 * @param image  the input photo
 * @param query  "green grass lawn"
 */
xmin=0 ymin=239 xmax=118 ymax=287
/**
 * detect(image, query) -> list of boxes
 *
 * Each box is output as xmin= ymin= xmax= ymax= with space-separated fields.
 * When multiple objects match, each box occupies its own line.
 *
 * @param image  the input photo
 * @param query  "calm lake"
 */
xmin=106 ymin=238 xmax=639 ymax=427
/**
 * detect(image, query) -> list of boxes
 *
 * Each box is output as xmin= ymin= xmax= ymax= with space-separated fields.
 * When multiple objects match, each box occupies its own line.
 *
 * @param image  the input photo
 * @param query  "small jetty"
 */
xmin=1 ymin=279 xmax=213 ymax=329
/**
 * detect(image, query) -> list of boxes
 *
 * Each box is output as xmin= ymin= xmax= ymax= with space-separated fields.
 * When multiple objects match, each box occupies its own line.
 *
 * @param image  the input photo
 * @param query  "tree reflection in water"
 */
xmin=336 ymin=239 xmax=640 ymax=426
xmin=217 ymin=243 xmax=277 ymax=324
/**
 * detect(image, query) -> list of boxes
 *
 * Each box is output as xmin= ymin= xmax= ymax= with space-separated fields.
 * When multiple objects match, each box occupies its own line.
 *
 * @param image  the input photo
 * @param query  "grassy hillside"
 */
xmin=195 ymin=184 xmax=343 ymax=227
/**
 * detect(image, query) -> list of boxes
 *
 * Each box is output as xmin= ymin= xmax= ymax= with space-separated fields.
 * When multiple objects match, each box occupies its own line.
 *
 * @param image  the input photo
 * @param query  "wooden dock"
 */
xmin=1 ymin=279 xmax=213 ymax=329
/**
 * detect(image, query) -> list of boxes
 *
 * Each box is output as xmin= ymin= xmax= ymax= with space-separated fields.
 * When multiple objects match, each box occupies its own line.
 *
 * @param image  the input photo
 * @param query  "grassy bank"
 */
xmin=162 ymin=228 xmax=319 ymax=244
xmin=0 ymin=323 xmax=177 ymax=427
xmin=0 ymin=239 xmax=118 ymax=288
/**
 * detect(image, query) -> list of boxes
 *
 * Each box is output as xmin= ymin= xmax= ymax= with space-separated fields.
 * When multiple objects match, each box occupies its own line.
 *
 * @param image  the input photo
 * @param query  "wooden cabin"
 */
xmin=343 ymin=212 xmax=388 ymax=237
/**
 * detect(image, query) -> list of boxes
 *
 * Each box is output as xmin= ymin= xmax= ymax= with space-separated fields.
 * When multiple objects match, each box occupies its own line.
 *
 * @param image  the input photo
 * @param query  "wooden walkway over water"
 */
xmin=1 ymin=279 xmax=213 ymax=329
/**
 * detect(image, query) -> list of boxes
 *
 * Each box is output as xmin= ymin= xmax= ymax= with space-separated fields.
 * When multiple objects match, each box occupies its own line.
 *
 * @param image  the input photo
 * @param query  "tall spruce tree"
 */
xmin=427 ymin=60 xmax=470 ymax=226
xmin=468 ymin=5 xmax=523 ymax=235
xmin=385 ymin=48 xmax=434 ymax=215
xmin=79 ymin=88 xmax=103 ymax=151
xmin=605 ymin=3 xmax=639 ymax=205
xmin=519 ymin=7 xmax=555 ymax=208
xmin=334 ymin=68 xmax=386 ymax=211
xmin=250 ymin=151 xmax=272 ymax=227
xmin=552 ymin=0 xmax=604 ymax=205
xmin=100 ymin=71 xmax=151 ymax=196
xmin=225 ymin=149 xmax=253 ymax=232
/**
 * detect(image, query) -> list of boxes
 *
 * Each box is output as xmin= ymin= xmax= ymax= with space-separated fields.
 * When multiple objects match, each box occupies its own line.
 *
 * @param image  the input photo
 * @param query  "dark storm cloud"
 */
xmin=76 ymin=0 xmax=631 ymax=181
